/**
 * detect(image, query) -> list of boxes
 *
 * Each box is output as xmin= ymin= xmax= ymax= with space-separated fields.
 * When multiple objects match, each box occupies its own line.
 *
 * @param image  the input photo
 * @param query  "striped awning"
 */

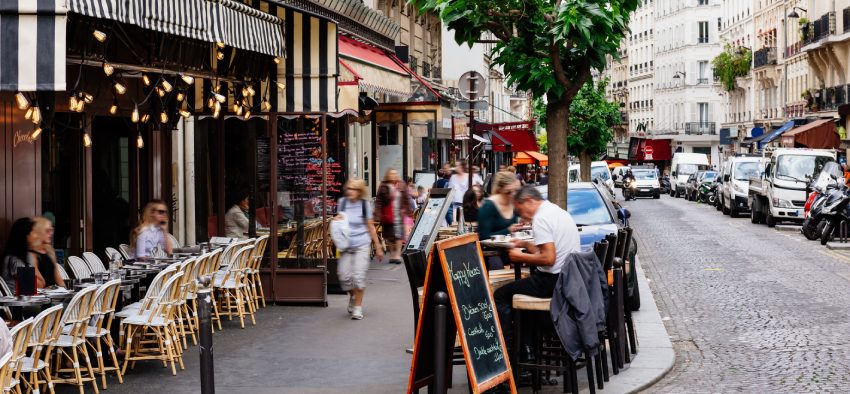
xmin=67 ymin=0 xmax=285 ymax=58
xmin=275 ymin=7 xmax=337 ymax=113
xmin=0 ymin=1 xmax=67 ymax=91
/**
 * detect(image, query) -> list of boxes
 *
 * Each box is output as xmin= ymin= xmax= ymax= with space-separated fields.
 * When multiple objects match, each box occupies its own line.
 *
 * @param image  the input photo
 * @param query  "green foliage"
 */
xmin=566 ymin=78 xmax=619 ymax=157
xmin=532 ymin=96 xmax=548 ymax=129
xmin=537 ymin=131 xmax=548 ymax=154
xmin=712 ymin=44 xmax=752 ymax=92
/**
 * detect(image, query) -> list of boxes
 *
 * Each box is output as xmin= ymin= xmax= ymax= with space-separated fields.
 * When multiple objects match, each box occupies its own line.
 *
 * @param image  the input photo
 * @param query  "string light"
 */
xmin=180 ymin=74 xmax=194 ymax=85
xmin=83 ymin=93 xmax=94 ymax=104
xmin=109 ymin=99 xmax=118 ymax=115
xmin=216 ymin=51 xmax=225 ymax=60
xmin=131 ymin=105 xmax=140 ymax=123
xmin=241 ymin=87 xmax=249 ymax=97
xmin=30 ymin=127 xmax=42 ymax=140
xmin=114 ymin=82 xmax=127 ymax=95
xmin=179 ymin=108 xmax=191 ymax=118
xmin=246 ymin=86 xmax=255 ymax=97
xmin=273 ymin=57 xmax=281 ymax=64
xmin=142 ymin=74 xmax=151 ymax=86
xmin=216 ymin=42 xmax=225 ymax=49
xmin=102 ymin=62 xmax=114 ymax=76
xmin=160 ymin=112 xmax=169 ymax=124
xmin=212 ymin=102 xmax=221 ymax=118
xmin=156 ymin=87 xmax=166 ymax=97
xmin=15 ymin=93 xmax=29 ymax=110
xmin=213 ymin=93 xmax=225 ymax=103
xmin=93 ymin=30 xmax=107 ymax=42
xmin=176 ymin=91 xmax=185 ymax=102
xmin=243 ymin=108 xmax=251 ymax=120
xmin=141 ymin=114 xmax=150 ymax=123
xmin=207 ymin=96 xmax=215 ymax=109
xmin=235 ymin=105 xmax=243 ymax=116
xmin=70 ymin=95 xmax=78 ymax=111
xmin=25 ymin=107 xmax=33 ymax=120
xmin=232 ymin=103 xmax=240 ymax=112
xmin=276 ymin=82 xmax=285 ymax=90
xmin=74 ymin=98 xmax=85 ymax=113
xmin=136 ymin=132 xmax=144 ymax=148
xmin=161 ymin=80 xmax=173 ymax=93
xmin=31 ymin=107 xmax=41 ymax=123
xmin=261 ymin=99 xmax=271 ymax=112
xmin=83 ymin=132 xmax=92 ymax=147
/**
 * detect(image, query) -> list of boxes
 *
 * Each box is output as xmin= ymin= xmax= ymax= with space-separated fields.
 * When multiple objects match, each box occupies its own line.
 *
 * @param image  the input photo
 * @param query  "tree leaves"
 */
xmin=712 ymin=44 xmax=752 ymax=92
xmin=566 ymin=78 xmax=620 ymax=158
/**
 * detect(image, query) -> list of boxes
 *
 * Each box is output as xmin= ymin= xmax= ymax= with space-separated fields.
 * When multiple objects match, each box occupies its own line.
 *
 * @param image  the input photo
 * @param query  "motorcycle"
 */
xmin=802 ymin=162 xmax=844 ymax=241
xmin=659 ymin=176 xmax=671 ymax=194
xmin=697 ymin=181 xmax=716 ymax=204
xmin=623 ymin=178 xmax=637 ymax=201
xmin=819 ymin=186 xmax=850 ymax=245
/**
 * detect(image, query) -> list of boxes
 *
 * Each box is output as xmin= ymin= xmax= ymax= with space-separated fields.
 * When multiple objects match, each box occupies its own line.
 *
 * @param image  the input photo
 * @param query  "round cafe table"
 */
xmin=0 ymin=295 xmax=52 ymax=320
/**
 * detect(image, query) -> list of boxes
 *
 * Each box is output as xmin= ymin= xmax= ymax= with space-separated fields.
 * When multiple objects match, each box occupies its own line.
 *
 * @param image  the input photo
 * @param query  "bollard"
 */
xmin=198 ymin=275 xmax=215 ymax=394
xmin=433 ymin=291 xmax=449 ymax=394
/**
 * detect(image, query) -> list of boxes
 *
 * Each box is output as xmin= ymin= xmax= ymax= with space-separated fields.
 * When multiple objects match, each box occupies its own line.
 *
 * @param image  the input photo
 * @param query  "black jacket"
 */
xmin=549 ymin=251 xmax=608 ymax=361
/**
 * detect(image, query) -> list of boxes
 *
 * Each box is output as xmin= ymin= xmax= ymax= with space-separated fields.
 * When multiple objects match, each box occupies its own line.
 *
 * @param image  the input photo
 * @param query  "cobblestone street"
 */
xmin=627 ymin=194 xmax=850 ymax=393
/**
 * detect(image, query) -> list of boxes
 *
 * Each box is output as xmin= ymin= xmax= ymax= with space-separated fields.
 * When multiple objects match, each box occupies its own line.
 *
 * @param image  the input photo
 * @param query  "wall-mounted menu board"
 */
xmin=277 ymin=121 xmax=321 ymax=204
xmin=407 ymin=234 xmax=516 ymax=394
xmin=257 ymin=136 xmax=270 ymax=191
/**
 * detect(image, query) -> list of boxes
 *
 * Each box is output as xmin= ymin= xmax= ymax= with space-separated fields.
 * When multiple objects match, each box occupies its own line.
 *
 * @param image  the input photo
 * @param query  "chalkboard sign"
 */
xmin=406 ymin=188 xmax=453 ymax=253
xmin=407 ymin=234 xmax=515 ymax=394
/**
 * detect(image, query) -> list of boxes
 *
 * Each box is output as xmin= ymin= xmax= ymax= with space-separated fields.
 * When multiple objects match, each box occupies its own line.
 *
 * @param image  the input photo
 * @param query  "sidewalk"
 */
xmin=66 ymin=257 xmax=672 ymax=393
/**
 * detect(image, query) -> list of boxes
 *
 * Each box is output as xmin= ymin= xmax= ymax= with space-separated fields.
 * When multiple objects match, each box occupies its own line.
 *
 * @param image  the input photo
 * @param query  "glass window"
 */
xmin=633 ymin=170 xmax=657 ymax=180
xmin=567 ymin=189 xmax=614 ymax=226
xmin=733 ymin=162 xmax=760 ymax=180
xmin=776 ymin=155 xmax=833 ymax=182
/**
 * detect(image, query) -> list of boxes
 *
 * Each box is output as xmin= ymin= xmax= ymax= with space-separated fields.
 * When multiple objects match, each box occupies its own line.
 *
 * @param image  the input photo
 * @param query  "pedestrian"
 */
xmin=434 ymin=163 xmax=451 ymax=189
xmin=477 ymin=172 xmax=521 ymax=240
xmin=336 ymin=178 xmax=383 ymax=320
xmin=448 ymin=161 xmax=470 ymax=225
xmin=374 ymin=169 xmax=411 ymax=264
xmin=0 ymin=218 xmax=44 ymax=291
xmin=472 ymin=166 xmax=485 ymax=186
xmin=131 ymin=200 xmax=173 ymax=259
xmin=494 ymin=186 xmax=581 ymax=357
xmin=537 ymin=168 xmax=549 ymax=185
xmin=30 ymin=217 xmax=65 ymax=288
xmin=416 ymin=186 xmax=427 ymax=206
xmin=225 ymin=191 xmax=250 ymax=240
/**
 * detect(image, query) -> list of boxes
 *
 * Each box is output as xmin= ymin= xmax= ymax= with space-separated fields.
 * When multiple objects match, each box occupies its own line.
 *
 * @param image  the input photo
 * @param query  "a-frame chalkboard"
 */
xmin=407 ymin=234 xmax=516 ymax=394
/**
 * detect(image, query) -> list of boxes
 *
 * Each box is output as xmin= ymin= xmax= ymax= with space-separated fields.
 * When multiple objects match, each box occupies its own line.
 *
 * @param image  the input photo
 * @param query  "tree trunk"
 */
xmin=579 ymin=151 xmax=592 ymax=182
xmin=546 ymin=93 xmax=571 ymax=209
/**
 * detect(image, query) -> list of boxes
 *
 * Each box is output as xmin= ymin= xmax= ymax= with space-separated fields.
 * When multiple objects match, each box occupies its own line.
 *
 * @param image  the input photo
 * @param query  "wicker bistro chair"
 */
xmin=120 ymin=273 xmax=185 ymax=376
xmin=81 ymin=252 xmax=107 ymax=274
xmin=0 ymin=354 xmax=14 ymax=394
xmin=21 ymin=305 xmax=63 ymax=394
xmin=7 ymin=318 xmax=34 ymax=394
xmin=184 ymin=253 xmax=210 ymax=342
xmin=115 ymin=265 xmax=179 ymax=347
xmin=199 ymin=250 xmax=224 ymax=331
xmin=212 ymin=245 xmax=255 ymax=329
xmin=172 ymin=258 xmax=198 ymax=349
xmin=117 ymin=244 xmax=133 ymax=261
xmin=247 ymin=235 xmax=269 ymax=309
xmin=49 ymin=285 xmax=99 ymax=394
xmin=66 ymin=257 xmax=92 ymax=281
xmin=104 ymin=248 xmax=123 ymax=262
xmin=68 ymin=280 xmax=124 ymax=389
xmin=56 ymin=265 xmax=70 ymax=281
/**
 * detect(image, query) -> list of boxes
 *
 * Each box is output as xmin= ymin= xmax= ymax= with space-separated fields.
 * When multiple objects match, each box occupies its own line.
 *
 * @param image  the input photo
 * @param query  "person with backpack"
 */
xmin=334 ymin=178 xmax=382 ymax=320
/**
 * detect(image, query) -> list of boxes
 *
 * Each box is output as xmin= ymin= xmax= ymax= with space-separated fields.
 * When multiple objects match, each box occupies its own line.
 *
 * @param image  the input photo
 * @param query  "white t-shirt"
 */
xmin=532 ymin=201 xmax=581 ymax=274
xmin=448 ymin=174 xmax=469 ymax=203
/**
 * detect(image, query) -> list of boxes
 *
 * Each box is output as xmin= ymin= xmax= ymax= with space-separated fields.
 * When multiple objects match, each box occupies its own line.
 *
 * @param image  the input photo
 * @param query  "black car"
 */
xmin=685 ymin=171 xmax=714 ymax=201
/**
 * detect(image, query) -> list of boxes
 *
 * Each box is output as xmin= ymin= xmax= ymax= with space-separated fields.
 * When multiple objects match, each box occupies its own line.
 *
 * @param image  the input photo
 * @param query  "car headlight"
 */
xmin=772 ymin=198 xmax=793 ymax=208
xmin=630 ymin=183 xmax=637 ymax=190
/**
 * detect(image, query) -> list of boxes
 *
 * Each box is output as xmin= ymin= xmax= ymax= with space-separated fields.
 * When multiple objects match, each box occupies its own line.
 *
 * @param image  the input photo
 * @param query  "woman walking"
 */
xmin=375 ymin=169 xmax=412 ymax=264
xmin=336 ymin=178 xmax=382 ymax=320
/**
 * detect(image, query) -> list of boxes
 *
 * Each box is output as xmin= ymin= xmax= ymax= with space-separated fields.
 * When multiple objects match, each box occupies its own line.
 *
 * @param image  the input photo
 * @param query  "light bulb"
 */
xmin=216 ymin=42 xmax=225 ymax=49
xmin=273 ymin=57 xmax=281 ymax=64
xmin=246 ymin=86 xmax=255 ymax=97
xmin=142 ymin=74 xmax=151 ymax=86
xmin=216 ymin=51 xmax=225 ymax=60
xmin=181 ymin=74 xmax=194 ymax=85
xmin=103 ymin=62 xmax=114 ymax=76
xmin=176 ymin=92 xmax=185 ymax=102
xmin=30 ymin=127 xmax=42 ymax=140
xmin=161 ymin=80 xmax=173 ymax=92
xmin=74 ymin=99 xmax=85 ymax=113
xmin=213 ymin=101 xmax=221 ymax=112
xmin=212 ymin=107 xmax=221 ymax=119
xmin=235 ymin=105 xmax=243 ymax=116
xmin=31 ymin=107 xmax=42 ymax=123
xmin=25 ymin=107 xmax=33 ymax=120
xmin=131 ymin=106 xmax=140 ymax=123
xmin=207 ymin=96 xmax=215 ymax=109
xmin=276 ymin=82 xmax=285 ymax=90
xmin=83 ymin=132 xmax=92 ymax=147
xmin=261 ymin=100 xmax=271 ymax=111
xmin=136 ymin=133 xmax=144 ymax=148
xmin=141 ymin=114 xmax=150 ymax=123
xmin=93 ymin=30 xmax=107 ymax=42
xmin=232 ymin=103 xmax=240 ymax=112
xmin=109 ymin=103 xmax=118 ymax=115
xmin=241 ymin=87 xmax=249 ymax=97
xmin=214 ymin=93 xmax=225 ymax=103
xmin=69 ymin=96 xmax=78 ymax=110
xmin=243 ymin=108 xmax=251 ymax=120
xmin=15 ymin=92 xmax=29 ymax=110
xmin=160 ymin=112 xmax=169 ymax=123
xmin=156 ymin=87 xmax=165 ymax=97
xmin=83 ymin=93 xmax=93 ymax=104
xmin=179 ymin=109 xmax=191 ymax=118
xmin=214 ymin=84 xmax=221 ymax=93
xmin=114 ymin=82 xmax=127 ymax=95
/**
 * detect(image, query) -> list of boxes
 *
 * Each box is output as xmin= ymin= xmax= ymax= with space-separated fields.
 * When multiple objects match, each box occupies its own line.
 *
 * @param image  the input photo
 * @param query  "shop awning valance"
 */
xmin=67 ymin=0 xmax=285 ymax=58
xmin=758 ymin=120 xmax=795 ymax=149
xmin=0 ymin=1 xmax=67 ymax=91
xmin=278 ymin=7 xmax=337 ymax=112
xmin=513 ymin=151 xmax=548 ymax=166
xmin=781 ymin=119 xmax=839 ymax=149
xmin=339 ymin=35 xmax=411 ymax=104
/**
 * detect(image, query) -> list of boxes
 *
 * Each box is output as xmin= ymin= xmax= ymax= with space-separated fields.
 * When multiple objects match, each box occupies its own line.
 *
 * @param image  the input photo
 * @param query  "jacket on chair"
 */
xmin=549 ymin=251 xmax=609 ymax=361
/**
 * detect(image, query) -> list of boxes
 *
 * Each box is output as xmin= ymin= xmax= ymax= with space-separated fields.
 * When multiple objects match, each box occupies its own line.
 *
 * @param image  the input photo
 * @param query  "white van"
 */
xmin=670 ymin=153 xmax=710 ymax=197
xmin=569 ymin=161 xmax=615 ymax=196
xmin=718 ymin=156 xmax=765 ymax=217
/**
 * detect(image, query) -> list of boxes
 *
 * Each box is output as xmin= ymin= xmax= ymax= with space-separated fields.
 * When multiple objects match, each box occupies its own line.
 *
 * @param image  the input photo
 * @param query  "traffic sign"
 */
xmin=458 ymin=71 xmax=488 ymax=100
xmin=644 ymin=146 xmax=654 ymax=155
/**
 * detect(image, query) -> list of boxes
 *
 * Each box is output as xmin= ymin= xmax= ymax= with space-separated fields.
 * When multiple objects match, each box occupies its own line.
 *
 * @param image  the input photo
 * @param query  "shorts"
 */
xmin=381 ymin=222 xmax=400 ymax=243
xmin=337 ymin=246 xmax=371 ymax=291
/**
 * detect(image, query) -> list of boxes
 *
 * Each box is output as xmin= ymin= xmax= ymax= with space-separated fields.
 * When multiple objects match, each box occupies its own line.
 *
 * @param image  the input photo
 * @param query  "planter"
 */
xmin=260 ymin=258 xmax=330 ymax=305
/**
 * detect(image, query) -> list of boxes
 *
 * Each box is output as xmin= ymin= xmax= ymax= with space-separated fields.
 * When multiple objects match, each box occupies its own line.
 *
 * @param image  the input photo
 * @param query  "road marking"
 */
xmin=704 ymin=268 xmax=723 ymax=271
xmin=818 ymin=249 xmax=850 ymax=265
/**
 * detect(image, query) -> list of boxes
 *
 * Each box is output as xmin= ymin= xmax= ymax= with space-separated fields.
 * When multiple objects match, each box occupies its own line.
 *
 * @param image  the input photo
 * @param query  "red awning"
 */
xmin=339 ymin=36 xmax=408 ymax=75
xmin=490 ymin=129 xmax=539 ymax=152
xmin=780 ymin=119 xmax=839 ymax=149
xmin=631 ymin=139 xmax=672 ymax=161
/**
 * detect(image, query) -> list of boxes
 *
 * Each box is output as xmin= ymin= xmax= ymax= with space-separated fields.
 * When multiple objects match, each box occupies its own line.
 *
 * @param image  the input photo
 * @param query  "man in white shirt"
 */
xmin=494 ymin=186 xmax=581 ymax=350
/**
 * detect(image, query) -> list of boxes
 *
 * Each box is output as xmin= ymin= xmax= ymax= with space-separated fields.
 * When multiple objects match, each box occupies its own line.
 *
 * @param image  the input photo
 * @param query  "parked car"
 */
xmin=569 ymin=162 xmax=615 ymax=197
xmin=536 ymin=182 xmax=640 ymax=310
xmin=670 ymin=152 xmax=710 ymax=198
xmin=685 ymin=171 xmax=717 ymax=201
xmin=718 ymin=155 xmax=765 ymax=217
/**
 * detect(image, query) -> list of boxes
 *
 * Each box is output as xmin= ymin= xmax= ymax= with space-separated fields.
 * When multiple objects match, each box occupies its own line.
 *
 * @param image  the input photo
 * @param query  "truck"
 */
xmin=748 ymin=148 xmax=836 ymax=227
xmin=670 ymin=153 xmax=711 ymax=198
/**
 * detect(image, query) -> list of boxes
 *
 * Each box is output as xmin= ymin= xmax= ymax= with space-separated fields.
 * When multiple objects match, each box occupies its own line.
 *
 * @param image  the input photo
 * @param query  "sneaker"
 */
xmin=347 ymin=296 xmax=355 ymax=314
xmin=351 ymin=306 xmax=363 ymax=320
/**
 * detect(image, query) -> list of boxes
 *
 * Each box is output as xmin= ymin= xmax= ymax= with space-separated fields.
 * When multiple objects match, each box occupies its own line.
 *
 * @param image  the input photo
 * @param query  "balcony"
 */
xmin=803 ymin=12 xmax=835 ymax=46
xmin=684 ymin=122 xmax=717 ymax=135
xmin=753 ymin=47 xmax=777 ymax=68
xmin=786 ymin=41 xmax=803 ymax=58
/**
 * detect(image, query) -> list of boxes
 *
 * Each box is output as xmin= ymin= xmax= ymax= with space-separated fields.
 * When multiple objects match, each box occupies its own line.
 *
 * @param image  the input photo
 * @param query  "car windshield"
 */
xmin=776 ymin=155 xmax=833 ymax=182
xmin=701 ymin=172 xmax=717 ymax=181
xmin=678 ymin=164 xmax=706 ymax=175
xmin=567 ymin=189 xmax=614 ymax=226
xmin=633 ymin=170 xmax=656 ymax=180
xmin=591 ymin=166 xmax=610 ymax=181
xmin=734 ymin=162 xmax=760 ymax=180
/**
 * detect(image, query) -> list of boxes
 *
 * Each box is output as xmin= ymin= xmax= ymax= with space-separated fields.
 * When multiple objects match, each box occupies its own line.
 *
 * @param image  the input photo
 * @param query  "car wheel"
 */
xmin=653 ymin=192 xmax=660 ymax=199
xmin=750 ymin=206 xmax=761 ymax=224
xmin=766 ymin=213 xmax=777 ymax=228
xmin=730 ymin=206 xmax=738 ymax=218
xmin=722 ymin=201 xmax=730 ymax=215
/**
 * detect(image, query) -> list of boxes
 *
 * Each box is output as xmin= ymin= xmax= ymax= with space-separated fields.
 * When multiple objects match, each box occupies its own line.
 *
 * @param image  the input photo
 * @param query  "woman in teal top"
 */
xmin=478 ymin=171 xmax=521 ymax=240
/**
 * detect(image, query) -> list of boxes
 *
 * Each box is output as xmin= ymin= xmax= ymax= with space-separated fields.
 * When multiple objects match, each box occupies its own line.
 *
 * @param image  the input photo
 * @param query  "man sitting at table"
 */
xmin=493 ymin=186 xmax=581 ymax=357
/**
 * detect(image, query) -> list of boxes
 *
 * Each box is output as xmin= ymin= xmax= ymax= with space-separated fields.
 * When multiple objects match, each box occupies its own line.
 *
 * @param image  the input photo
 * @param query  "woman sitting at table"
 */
xmin=477 ymin=171 xmax=521 ymax=240
xmin=30 ymin=217 xmax=65 ymax=288
xmin=131 ymin=200 xmax=173 ymax=260
xmin=0 ymin=218 xmax=45 ymax=291
xmin=225 ymin=192 xmax=250 ymax=240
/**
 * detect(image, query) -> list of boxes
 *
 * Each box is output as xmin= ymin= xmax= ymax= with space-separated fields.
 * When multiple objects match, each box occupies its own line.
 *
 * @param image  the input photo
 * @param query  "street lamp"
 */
xmin=788 ymin=7 xmax=806 ymax=19
xmin=672 ymin=71 xmax=686 ymax=80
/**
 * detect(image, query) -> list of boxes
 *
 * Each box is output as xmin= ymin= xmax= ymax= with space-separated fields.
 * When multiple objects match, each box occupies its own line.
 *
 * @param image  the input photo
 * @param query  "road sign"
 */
xmin=644 ymin=146 xmax=654 ymax=155
xmin=458 ymin=71 xmax=488 ymax=100
xmin=455 ymin=100 xmax=489 ymax=111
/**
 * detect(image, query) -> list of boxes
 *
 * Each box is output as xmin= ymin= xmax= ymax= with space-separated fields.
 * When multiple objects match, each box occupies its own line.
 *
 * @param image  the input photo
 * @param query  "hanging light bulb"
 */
xmin=74 ymin=99 xmax=85 ymax=113
xmin=114 ymin=82 xmax=127 ymax=95
xmin=83 ymin=132 xmax=92 ymax=147
xmin=141 ymin=114 xmax=150 ymax=123
xmin=247 ymin=86 xmax=256 ymax=97
xmin=102 ymin=62 xmax=114 ymax=76
xmin=241 ymin=87 xmax=249 ymax=97
xmin=131 ymin=105 xmax=140 ymax=123
xmin=216 ymin=51 xmax=225 ymax=61
xmin=243 ymin=108 xmax=251 ymax=120
xmin=25 ymin=107 xmax=33 ymax=120
xmin=109 ymin=99 xmax=118 ymax=115
xmin=214 ymin=93 xmax=226 ymax=103
xmin=156 ymin=87 xmax=166 ymax=97
xmin=159 ymin=112 xmax=169 ymax=124
xmin=31 ymin=107 xmax=42 ymax=123
xmin=273 ymin=57 xmax=281 ymax=64
xmin=261 ymin=99 xmax=271 ymax=112
xmin=179 ymin=108 xmax=191 ymax=118
xmin=212 ymin=102 xmax=221 ymax=119
xmin=235 ymin=105 xmax=243 ymax=116
xmin=176 ymin=91 xmax=185 ymax=102
xmin=180 ymin=74 xmax=194 ymax=85
xmin=214 ymin=84 xmax=221 ymax=93
xmin=161 ymin=80 xmax=173 ymax=93
xmin=207 ymin=96 xmax=215 ymax=109
xmin=15 ymin=92 xmax=29 ymax=110
xmin=276 ymin=82 xmax=285 ymax=90
xmin=216 ymin=42 xmax=225 ymax=49
xmin=30 ymin=127 xmax=42 ymax=140
xmin=136 ymin=132 xmax=144 ymax=148
xmin=83 ymin=93 xmax=94 ymax=104
xmin=92 ymin=30 xmax=107 ymax=42
xmin=142 ymin=74 xmax=151 ymax=86
xmin=232 ymin=102 xmax=241 ymax=112
xmin=69 ymin=95 xmax=78 ymax=111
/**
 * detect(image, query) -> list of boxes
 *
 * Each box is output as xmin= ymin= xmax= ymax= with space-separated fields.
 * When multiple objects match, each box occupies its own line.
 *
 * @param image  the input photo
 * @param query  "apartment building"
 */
xmin=798 ymin=0 xmax=850 ymax=123
xmin=719 ymin=0 xmax=754 ymax=143
xmin=627 ymin=0 xmax=656 ymax=137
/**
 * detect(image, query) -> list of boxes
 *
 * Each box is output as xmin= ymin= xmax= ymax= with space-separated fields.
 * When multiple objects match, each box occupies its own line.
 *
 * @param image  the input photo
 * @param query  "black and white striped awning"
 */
xmin=0 ymin=1 xmax=67 ymax=91
xmin=68 ymin=0 xmax=285 ymax=58
xmin=275 ymin=7 xmax=337 ymax=113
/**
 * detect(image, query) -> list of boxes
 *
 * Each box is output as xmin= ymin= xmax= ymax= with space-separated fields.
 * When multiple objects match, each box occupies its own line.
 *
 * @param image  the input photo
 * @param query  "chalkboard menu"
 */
xmin=277 ymin=122 xmax=321 ymax=203
xmin=406 ymin=188 xmax=453 ymax=253
xmin=407 ymin=234 xmax=515 ymax=394
xmin=257 ymin=136 xmax=270 ymax=191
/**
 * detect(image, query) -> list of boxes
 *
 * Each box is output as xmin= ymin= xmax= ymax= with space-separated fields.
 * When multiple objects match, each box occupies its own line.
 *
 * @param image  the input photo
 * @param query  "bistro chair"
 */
xmin=21 ymin=304 xmax=64 ymax=394
xmin=82 ymin=252 xmax=107 ymax=274
xmin=248 ymin=235 xmax=269 ymax=309
xmin=173 ymin=258 xmax=198 ymax=348
xmin=7 ymin=318 xmax=34 ymax=394
xmin=0 ymin=353 xmax=14 ymax=394
xmin=76 ymin=280 xmax=124 ymax=389
xmin=167 ymin=233 xmax=181 ymax=249
xmin=104 ymin=247 xmax=124 ymax=262
xmin=118 ymin=244 xmax=133 ymax=260
xmin=120 ymin=273 xmax=185 ymax=376
xmin=49 ymin=285 xmax=99 ymax=394
xmin=213 ymin=245 xmax=255 ymax=329
xmin=200 ymin=250 xmax=224 ymax=331
xmin=66 ymin=256 xmax=92 ymax=281
xmin=115 ymin=265 xmax=179 ymax=321
xmin=56 ymin=264 xmax=70 ymax=281
xmin=184 ymin=253 xmax=210 ymax=342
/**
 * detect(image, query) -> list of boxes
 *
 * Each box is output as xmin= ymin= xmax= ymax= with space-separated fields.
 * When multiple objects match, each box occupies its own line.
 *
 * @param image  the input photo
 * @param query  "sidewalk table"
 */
xmin=0 ymin=296 xmax=52 ymax=320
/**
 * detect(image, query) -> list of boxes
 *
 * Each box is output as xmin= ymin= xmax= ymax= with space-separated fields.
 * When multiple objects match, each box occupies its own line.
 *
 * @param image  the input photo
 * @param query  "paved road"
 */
xmin=627 ymin=193 xmax=850 ymax=393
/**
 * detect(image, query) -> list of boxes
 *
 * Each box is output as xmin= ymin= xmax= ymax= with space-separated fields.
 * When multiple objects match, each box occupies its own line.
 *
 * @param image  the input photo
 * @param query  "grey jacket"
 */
xmin=549 ymin=251 xmax=608 ymax=361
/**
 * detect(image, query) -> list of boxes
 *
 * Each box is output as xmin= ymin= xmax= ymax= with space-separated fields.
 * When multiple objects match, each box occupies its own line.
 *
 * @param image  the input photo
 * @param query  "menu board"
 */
xmin=277 ymin=120 xmax=343 ymax=213
xmin=257 ymin=136 xmax=270 ymax=191
xmin=406 ymin=188 xmax=453 ymax=253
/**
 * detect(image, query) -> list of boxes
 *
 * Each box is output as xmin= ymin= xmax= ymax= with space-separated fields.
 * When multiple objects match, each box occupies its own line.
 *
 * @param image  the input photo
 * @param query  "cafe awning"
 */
xmin=338 ymin=35 xmax=410 ymax=106
xmin=68 ymin=0 xmax=285 ymax=58
xmin=475 ymin=121 xmax=538 ymax=152
xmin=781 ymin=119 xmax=839 ymax=149
xmin=0 ymin=1 xmax=67 ymax=91
xmin=758 ymin=120 xmax=795 ymax=148
xmin=512 ymin=151 xmax=549 ymax=166
xmin=278 ymin=8 xmax=337 ymax=112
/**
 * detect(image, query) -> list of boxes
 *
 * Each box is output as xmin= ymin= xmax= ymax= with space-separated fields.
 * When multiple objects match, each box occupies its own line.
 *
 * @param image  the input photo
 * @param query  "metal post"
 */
xmin=433 ymin=291 xmax=449 ymax=394
xmin=198 ymin=276 xmax=215 ymax=394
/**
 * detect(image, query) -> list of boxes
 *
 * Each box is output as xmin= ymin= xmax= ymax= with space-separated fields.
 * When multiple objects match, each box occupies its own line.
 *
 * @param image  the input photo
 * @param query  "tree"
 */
xmin=569 ymin=78 xmax=620 ymax=180
xmin=413 ymin=0 xmax=639 ymax=208
xmin=537 ymin=131 xmax=548 ymax=154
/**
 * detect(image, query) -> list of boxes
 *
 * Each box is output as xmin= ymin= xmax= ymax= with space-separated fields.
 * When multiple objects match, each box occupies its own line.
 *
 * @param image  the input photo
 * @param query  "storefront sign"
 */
xmin=13 ymin=130 xmax=35 ymax=148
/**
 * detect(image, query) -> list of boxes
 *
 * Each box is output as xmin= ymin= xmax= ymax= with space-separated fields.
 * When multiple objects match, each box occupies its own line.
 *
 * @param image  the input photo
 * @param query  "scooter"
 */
xmin=804 ymin=162 xmax=844 ymax=241
xmin=697 ymin=181 xmax=716 ymax=204
xmin=659 ymin=176 xmax=671 ymax=194
xmin=819 ymin=186 xmax=850 ymax=245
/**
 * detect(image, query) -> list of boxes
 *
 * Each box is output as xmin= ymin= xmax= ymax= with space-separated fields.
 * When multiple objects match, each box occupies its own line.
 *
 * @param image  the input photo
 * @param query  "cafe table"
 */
xmin=0 ymin=295 xmax=53 ymax=320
